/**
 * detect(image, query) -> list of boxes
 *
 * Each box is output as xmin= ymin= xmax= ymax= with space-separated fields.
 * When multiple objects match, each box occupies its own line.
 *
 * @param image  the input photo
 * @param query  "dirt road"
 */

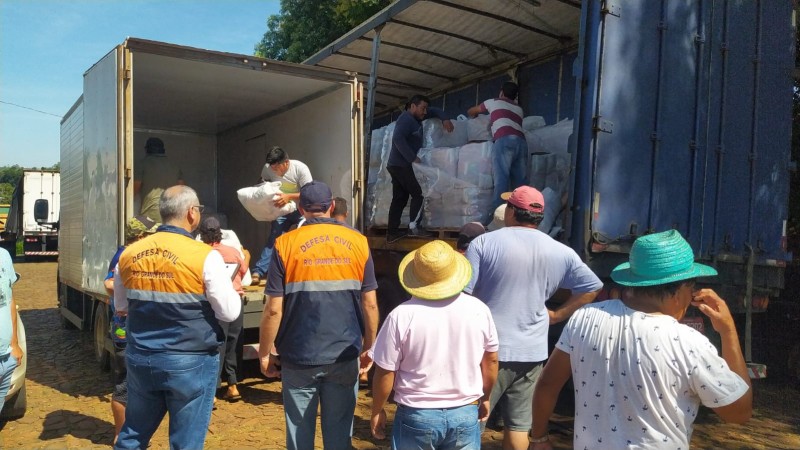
xmin=1 ymin=261 xmax=799 ymax=449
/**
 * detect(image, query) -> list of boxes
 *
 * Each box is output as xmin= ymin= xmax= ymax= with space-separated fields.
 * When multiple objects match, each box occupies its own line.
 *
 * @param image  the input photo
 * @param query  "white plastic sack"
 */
xmin=423 ymin=118 xmax=469 ymax=148
xmin=467 ymin=115 xmax=492 ymax=142
xmin=522 ymin=116 xmax=546 ymax=131
xmin=419 ymin=147 xmax=459 ymax=178
xmin=457 ymin=142 xmax=494 ymax=189
xmin=237 ymin=181 xmax=297 ymax=222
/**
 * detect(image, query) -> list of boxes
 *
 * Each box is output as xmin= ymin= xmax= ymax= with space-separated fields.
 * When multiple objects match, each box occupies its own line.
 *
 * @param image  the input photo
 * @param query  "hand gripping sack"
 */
xmin=237 ymin=181 xmax=297 ymax=222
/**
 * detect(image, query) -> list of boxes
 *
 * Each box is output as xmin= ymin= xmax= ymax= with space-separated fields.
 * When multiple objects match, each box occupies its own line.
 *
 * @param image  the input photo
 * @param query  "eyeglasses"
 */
xmin=191 ymin=205 xmax=205 ymax=213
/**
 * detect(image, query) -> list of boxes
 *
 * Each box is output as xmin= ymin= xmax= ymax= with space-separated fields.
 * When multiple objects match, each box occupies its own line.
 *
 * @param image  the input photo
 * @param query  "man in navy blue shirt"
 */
xmin=386 ymin=95 xmax=453 ymax=243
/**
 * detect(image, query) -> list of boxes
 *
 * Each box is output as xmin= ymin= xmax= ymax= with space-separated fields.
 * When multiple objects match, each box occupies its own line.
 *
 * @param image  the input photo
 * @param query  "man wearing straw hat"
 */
xmin=530 ymin=230 xmax=752 ymax=449
xmin=370 ymin=240 xmax=499 ymax=449
xmin=464 ymin=185 xmax=603 ymax=450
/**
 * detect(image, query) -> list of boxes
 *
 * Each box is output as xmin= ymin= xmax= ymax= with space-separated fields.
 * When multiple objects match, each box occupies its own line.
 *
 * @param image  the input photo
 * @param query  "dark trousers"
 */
xmin=218 ymin=307 xmax=244 ymax=386
xmin=387 ymin=165 xmax=423 ymax=232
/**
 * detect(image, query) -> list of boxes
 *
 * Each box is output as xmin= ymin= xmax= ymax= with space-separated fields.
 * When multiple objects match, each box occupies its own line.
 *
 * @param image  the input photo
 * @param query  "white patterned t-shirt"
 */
xmin=556 ymin=300 xmax=749 ymax=450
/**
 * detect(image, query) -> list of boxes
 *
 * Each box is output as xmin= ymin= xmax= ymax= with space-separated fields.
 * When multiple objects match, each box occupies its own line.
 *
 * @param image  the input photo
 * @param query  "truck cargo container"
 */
xmin=1 ymin=170 xmax=60 ymax=257
xmin=304 ymin=0 xmax=795 ymax=377
xmin=57 ymin=38 xmax=363 ymax=377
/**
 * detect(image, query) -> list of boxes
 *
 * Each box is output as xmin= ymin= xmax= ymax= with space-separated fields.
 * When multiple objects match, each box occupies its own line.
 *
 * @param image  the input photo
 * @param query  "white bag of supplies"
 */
xmin=237 ymin=181 xmax=297 ymax=222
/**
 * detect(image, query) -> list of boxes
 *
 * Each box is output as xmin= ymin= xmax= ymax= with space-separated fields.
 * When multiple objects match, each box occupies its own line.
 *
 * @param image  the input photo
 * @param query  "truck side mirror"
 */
xmin=34 ymin=199 xmax=49 ymax=224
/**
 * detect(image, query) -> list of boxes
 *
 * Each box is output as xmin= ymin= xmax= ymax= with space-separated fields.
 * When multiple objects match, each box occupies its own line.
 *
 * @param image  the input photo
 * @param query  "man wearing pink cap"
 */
xmin=464 ymin=185 xmax=603 ymax=450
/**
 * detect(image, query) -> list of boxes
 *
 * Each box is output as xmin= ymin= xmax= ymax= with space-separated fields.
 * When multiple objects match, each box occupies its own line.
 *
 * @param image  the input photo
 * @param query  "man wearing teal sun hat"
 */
xmin=530 ymin=230 xmax=752 ymax=449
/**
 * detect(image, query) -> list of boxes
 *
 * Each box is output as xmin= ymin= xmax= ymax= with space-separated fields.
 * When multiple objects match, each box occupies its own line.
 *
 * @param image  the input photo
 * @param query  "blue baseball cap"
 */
xmin=299 ymin=181 xmax=333 ymax=213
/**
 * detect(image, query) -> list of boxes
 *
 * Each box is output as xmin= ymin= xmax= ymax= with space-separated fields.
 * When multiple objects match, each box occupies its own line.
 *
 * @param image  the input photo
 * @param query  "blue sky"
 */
xmin=0 ymin=0 xmax=281 ymax=168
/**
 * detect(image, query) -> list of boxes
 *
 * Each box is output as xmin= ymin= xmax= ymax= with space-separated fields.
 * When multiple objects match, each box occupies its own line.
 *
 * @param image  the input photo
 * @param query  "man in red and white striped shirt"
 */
xmin=468 ymin=82 xmax=528 ymax=225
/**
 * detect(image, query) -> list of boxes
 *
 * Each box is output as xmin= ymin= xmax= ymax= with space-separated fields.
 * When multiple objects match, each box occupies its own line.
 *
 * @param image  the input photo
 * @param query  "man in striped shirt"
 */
xmin=468 ymin=81 xmax=527 ymax=225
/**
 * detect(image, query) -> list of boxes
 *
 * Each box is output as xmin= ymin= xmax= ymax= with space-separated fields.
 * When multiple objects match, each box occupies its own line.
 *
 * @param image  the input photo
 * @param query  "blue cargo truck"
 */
xmin=305 ymin=0 xmax=795 ymax=377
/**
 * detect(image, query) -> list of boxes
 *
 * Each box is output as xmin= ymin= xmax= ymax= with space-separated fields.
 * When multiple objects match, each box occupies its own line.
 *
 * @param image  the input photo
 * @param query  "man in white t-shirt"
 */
xmin=530 ymin=230 xmax=752 ymax=449
xmin=370 ymin=240 xmax=499 ymax=449
xmin=251 ymin=146 xmax=312 ymax=284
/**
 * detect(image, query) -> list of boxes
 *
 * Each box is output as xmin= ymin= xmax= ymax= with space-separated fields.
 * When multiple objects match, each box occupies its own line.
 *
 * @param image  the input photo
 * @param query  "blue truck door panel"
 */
xmin=589 ymin=0 xmax=792 ymax=264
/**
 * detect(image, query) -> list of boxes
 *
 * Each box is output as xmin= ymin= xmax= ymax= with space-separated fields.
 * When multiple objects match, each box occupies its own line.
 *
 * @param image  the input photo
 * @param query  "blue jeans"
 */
xmin=0 ymin=353 xmax=18 ymax=412
xmin=488 ymin=135 xmax=528 ymax=224
xmin=281 ymin=359 xmax=359 ymax=450
xmin=114 ymin=349 xmax=219 ymax=450
xmin=393 ymin=403 xmax=481 ymax=450
xmin=253 ymin=210 xmax=302 ymax=276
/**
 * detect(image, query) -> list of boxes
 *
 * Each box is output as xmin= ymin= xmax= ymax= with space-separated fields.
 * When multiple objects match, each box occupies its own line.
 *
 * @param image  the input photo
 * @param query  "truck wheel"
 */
xmin=0 ymin=383 xmax=26 ymax=421
xmin=93 ymin=304 xmax=110 ymax=371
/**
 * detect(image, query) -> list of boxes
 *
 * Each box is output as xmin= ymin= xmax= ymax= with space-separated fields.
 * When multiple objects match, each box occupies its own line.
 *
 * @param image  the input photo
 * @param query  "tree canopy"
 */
xmin=255 ymin=0 xmax=391 ymax=63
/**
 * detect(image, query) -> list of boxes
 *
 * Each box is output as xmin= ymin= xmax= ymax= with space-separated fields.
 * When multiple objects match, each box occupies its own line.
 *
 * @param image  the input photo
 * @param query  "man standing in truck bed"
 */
xmin=251 ymin=146 xmax=313 ymax=285
xmin=386 ymin=94 xmax=454 ymax=243
xmin=468 ymin=81 xmax=528 ymax=226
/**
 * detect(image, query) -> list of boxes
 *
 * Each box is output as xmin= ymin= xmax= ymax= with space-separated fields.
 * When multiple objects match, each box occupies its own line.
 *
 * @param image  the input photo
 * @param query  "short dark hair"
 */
xmin=266 ymin=146 xmax=288 ymax=165
xmin=199 ymin=227 xmax=222 ymax=245
xmin=409 ymin=94 xmax=430 ymax=107
xmin=628 ymin=279 xmax=696 ymax=300
xmin=510 ymin=203 xmax=544 ymax=226
xmin=501 ymin=82 xmax=519 ymax=101
xmin=332 ymin=197 xmax=348 ymax=217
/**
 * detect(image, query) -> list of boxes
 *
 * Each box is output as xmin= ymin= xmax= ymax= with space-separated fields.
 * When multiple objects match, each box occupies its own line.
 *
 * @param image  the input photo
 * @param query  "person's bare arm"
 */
xmin=370 ymin=365 xmax=395 ymax=440
xmin=258 ymin=295 xmax=284 ymax=378
xmin=693 ymin=289 xmax=753 ymax=423
xmin=360 ymin=290 xmax=379 ymax=374
xmin=273 ymin=192 xmax=301 ymax=208
xmin=467 ymin=105 xmax=483 ymax=118
xmin=104 ymin=278 xmax=115 ymax=296
xmin=9 ymin=294 xmax=22 ymax=362
xmin=479 ymin=350 xmax=498 ymax=421
xmin=548 ymin=290 xmax=599 ymax=324
xmin=530 ymin=349 xmax=572 ymax=449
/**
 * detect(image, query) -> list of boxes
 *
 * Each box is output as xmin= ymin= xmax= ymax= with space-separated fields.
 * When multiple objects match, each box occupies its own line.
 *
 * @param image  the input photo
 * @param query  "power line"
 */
xmin=0 ymin=100 xmax=62 ymax=118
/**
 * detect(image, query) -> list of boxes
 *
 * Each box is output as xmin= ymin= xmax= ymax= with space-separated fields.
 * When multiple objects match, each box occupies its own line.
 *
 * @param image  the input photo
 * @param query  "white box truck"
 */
xmin=1 ymin=169 xmax=60 ymax=257
xmin=57 ymin=38 xmax=363 ymax=376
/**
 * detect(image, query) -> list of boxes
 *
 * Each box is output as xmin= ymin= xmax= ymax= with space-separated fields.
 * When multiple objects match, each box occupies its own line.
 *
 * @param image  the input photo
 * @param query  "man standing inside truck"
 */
xmin=467 ymin=81 xmax=528 ymax=226
xmin=386 ymin=95 xmax=454 ymax=243
xmin=113 ymin=185 xmax=241 ymax=450
xmin=251 ymin=146 xmax=313 ymax=285
xmin=133 ymin=137 xmax=184 ymax=223
xmin=259 ymin=181 xmax=379 ymax=450
xmin=464 ymin=186 xmax=603 ymax=450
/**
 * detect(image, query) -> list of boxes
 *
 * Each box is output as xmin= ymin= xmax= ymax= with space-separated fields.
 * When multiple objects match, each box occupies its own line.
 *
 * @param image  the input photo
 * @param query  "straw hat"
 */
xmin=398 ymin=240 xmax=473 ymax=300
xmin=610 ymin=230 xmax=717 ymax=287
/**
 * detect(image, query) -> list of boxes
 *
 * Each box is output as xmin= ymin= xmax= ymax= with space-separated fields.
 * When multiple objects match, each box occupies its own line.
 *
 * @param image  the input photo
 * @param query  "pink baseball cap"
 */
xmin=501 ymin=186 xmax=544 ymax=213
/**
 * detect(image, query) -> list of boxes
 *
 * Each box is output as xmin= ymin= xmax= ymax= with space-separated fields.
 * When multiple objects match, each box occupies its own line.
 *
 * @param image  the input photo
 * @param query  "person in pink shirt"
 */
xmin=370 ymin=240 xmax=499 ymax=449
xmin=199 ymin=216 xmax=246 ymax=401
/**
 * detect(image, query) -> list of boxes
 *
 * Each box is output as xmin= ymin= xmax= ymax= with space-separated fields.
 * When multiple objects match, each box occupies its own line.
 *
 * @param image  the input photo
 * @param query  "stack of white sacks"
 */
xmin=366 ymin=115 xmax=572 ymax=229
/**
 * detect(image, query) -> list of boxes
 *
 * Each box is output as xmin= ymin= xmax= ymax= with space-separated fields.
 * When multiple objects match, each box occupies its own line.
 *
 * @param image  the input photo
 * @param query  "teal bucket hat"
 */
xmin=610 ymin=230 xmax=718 ymax=287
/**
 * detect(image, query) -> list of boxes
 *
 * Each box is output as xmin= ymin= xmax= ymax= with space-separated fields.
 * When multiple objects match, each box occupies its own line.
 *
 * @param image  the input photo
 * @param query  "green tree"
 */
xmin=0 ymin=165 xmax=23 ymax=186
xmin=255 ymin=0 xmax=391 ymax=63
xmin=0 ymin=183 xmax=13 ymax=204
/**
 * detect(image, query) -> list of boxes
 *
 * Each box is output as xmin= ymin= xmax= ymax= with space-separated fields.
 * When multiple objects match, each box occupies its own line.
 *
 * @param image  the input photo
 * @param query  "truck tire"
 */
xmin=0 ymin=383 xmax=26 ymax=421
xmin=93 ymin=303 xmax=110 ymax=371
